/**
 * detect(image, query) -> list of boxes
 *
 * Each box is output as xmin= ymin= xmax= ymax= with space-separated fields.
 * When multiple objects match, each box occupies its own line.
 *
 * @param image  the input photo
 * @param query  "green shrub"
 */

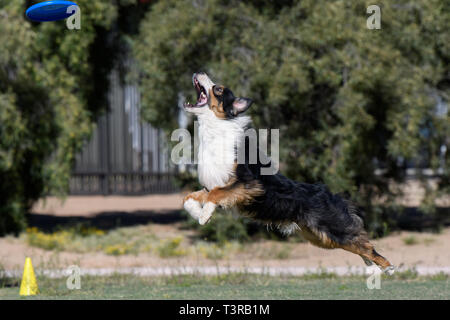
xmin=183 ymin=208 xmax=307 ymax=243
xmin=403 ymin=235 xmax=419 ymax=246
xmin=61 ymin=223 xmax=106 ymax=237
xmin=192 ymin=210 xmax=250 ymax=244
xmin=157 ymin=237 xmax=187 ymax=257
xmin=274 ymin=244 xmax=291 ymax=259
xmin=195 ymin=241 xmax=241 ymax=260
xmin=104 ymin=244 xmax=134 ymax=256
xmin=0 ymin=1 xmax=118 ymax=236
xmin=25 ymin=227 xmax=72 ymax=251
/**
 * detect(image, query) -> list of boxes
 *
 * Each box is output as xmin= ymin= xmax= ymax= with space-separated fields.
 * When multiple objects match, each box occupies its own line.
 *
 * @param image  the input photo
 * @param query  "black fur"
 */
xmin=235 ymin=135 xmax=366 ymax=246
xmin=208 ymin=78 xmax=366 ymax=246
xmin=212 ymin=86 xmax=242 ymax=118
xmin=189 ymin=73 xmax=392 ymax=270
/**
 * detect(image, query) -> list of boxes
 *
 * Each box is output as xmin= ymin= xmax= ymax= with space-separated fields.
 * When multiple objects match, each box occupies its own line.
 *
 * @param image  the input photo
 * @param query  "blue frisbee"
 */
xmin=26 ymin=1 xmax=79 ymax=22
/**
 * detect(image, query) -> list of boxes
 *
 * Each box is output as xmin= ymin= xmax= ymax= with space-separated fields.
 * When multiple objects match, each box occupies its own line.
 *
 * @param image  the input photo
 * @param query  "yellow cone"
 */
xmin=19 ymin=257 xmax=39 ymax=296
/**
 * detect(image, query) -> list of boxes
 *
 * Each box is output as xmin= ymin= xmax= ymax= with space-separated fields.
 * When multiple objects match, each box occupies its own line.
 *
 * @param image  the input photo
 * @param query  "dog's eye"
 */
xmin=214 ymin=86 xmax=224 ymax=95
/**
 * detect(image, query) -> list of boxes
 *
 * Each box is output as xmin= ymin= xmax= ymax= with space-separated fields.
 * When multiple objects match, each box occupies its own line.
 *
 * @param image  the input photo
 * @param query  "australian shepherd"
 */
xmin=183 ymin=72 xmax=395 ymax=275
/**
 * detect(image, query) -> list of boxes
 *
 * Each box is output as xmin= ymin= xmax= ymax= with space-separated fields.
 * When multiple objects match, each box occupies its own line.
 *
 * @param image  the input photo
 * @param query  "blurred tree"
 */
xmin=135 ymin=0 xmax=449 ymax=235
xmin=0 ymin=0 xmax=120 ymax=235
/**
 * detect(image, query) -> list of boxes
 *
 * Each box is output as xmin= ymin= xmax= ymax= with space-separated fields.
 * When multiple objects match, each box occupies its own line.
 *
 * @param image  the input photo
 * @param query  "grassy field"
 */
xmin=1 ymin=272 xmax=448 ymax=300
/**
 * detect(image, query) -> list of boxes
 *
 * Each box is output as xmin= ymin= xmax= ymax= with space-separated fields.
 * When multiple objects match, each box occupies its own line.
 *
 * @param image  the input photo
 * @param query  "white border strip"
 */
xmin=2 ymin=266 xmax=450 ymax=278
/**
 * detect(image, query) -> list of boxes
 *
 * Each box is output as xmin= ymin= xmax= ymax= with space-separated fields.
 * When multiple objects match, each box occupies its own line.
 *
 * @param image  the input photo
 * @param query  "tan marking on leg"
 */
xmin=206 ymin=180 xmax=264 ymax=208
xmin=183 ymin=189 xmax=208 ymax=205
xmin=339 ymin=240 xmax=392 ymax=269
xmin=299 ymin=227 xmax=392 ymax=268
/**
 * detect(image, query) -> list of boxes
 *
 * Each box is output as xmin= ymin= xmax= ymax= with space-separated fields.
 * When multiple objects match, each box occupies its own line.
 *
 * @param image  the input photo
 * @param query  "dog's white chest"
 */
xmin=197 ymin=119 xmax=239 ymax=191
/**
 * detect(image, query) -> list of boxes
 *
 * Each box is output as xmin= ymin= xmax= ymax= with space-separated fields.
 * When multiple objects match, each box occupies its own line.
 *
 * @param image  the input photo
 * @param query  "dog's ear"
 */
xmin=232 ymin=98 xmax=253 ymax=115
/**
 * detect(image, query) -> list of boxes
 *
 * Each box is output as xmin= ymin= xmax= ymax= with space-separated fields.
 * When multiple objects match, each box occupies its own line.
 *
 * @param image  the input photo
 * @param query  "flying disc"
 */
xmin=26 ymin=1 xmax=79 ymax=22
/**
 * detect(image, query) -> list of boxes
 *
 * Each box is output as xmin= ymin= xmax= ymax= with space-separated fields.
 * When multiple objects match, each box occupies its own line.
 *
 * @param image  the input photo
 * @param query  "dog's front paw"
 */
xmin=198 ymin=202 xmax=216 ymax=225
xmin=183 ymin=198 xmax=203 ymax=220
xmin=383 ymin=265 xmax=396 ymax=276
xmin=198 ymin=214 xmax=212 ymax=225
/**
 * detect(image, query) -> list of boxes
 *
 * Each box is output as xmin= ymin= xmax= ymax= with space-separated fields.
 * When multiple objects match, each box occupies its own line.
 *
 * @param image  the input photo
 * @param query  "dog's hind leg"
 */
xmin=340 ymin=239 xmax=395 ymax=275
xmin=361 ymin=256 xmax=373 ymax=266
xmin=299 ymin=227 xmax=394 ymax=274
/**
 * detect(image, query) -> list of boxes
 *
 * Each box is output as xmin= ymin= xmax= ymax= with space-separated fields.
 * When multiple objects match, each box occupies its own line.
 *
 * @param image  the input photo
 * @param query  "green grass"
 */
xmin=0 ymin=273 xmax=448 ymax=300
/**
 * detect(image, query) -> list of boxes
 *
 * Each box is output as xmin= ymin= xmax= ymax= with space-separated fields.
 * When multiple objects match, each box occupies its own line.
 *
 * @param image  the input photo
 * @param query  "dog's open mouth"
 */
xmin=184 ymin=76 xmax=208 ymax=108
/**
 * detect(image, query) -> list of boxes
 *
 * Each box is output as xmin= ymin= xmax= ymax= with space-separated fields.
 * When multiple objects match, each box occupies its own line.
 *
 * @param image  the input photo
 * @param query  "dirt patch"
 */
xmin=32 ymin=194 xmax=185 ymax=216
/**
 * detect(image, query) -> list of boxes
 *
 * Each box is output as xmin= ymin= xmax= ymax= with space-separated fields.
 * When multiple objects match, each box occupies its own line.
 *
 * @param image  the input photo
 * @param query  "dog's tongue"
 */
xmin=196 ymin=91 xmax=208 ymax=106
